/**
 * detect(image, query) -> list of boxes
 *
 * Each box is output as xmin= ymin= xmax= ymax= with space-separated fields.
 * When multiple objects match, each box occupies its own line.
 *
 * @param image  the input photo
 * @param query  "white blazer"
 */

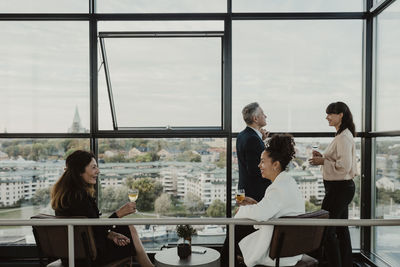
xmin=235 ymin=172 xmax=305 ymax=267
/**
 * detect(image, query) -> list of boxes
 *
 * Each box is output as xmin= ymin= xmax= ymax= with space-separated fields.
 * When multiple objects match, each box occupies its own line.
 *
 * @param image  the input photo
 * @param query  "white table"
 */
xmin=154 ymin=246 xmax=220 ymax=267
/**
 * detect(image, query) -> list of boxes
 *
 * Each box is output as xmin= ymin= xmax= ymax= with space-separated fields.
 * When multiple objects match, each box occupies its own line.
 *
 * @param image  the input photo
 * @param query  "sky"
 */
xmin=0 ymin=1 xmax=399 ymax=133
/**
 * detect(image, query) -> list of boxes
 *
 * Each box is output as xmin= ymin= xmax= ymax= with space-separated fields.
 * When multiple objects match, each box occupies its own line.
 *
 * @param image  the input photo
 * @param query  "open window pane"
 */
xmin=97 ymin=138 xmax=227 ymax=250
xmin=98 ymin=36 xmax=222 ymax=129
xmin=0 ymin=22 xmax=89 ymax=133
xmin=0 ymin=139 xmax=89 ymax=245
xmin=232 ymin=20 xmax=362 ymax=132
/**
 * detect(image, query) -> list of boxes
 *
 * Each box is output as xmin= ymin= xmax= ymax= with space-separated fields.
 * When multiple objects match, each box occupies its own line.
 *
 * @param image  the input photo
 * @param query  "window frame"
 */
xmin=98 ymin=31 xmax=225 ymax=131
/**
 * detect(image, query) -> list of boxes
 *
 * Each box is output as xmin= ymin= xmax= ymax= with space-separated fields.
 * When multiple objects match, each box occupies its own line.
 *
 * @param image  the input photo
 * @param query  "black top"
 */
xmin=236 ymin=127 xmax=271 ymax=202
xmin=55 ymin=191 xmax=118 ymax=256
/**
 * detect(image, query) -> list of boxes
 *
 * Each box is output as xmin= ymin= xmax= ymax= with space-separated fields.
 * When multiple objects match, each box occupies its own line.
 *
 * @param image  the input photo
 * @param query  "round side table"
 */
xmin=154 ymin=246 xmax=220 ymax=267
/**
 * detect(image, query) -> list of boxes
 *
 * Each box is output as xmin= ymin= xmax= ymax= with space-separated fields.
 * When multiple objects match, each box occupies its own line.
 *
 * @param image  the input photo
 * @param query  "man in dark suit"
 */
xmin=221 ymin=102 xmax=271 ymax=266
xmin=237 ymin=102 xmax=271 ymax=202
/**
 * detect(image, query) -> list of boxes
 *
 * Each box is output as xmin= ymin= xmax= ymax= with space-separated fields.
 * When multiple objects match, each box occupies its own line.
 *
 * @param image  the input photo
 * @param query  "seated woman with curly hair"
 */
xmin=234 ymin=134 xmax=305 ymax=267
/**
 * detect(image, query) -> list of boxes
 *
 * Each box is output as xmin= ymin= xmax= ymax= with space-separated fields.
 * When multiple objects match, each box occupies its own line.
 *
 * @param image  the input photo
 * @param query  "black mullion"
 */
xmin=370 ymin=0 xmax=397 ymax=16
xmin=369 ymin=131 xmax=400 ymax=137
xmin=0 ymin=14 xmax=90 ymax=20
xmin=89 ymin=0 xmax=99 ymax=199
xmin=232 ymin=12 xmax=366 ymax=20
xmin=98 ymin=31 xmax=224 ymax=38
xmin=361 ymin=0 xmax=374 ymax=255
xmin=89 ymin=0 xmax=95 ymax=14
xmin=0 ymin=12 xmax=365 ymax=21
xmin=0 ymin=133 xmax=91 ymax=138
xmin=99 ymin=37 xmax=118 ymax=130
xmin=0 ymin=132 xmax=373 ymax=139
xmin=224 ymin=15 xmax=233 ymax=218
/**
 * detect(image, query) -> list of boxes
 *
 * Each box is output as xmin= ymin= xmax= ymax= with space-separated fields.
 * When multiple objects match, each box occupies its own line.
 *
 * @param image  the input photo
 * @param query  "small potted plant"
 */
xmin=176 ymin=224 xmax=196 ymax=259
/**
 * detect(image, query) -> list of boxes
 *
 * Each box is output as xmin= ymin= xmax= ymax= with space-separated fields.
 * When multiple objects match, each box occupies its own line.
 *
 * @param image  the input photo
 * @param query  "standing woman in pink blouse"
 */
xmin=309 ymin=101 xmax=357 ymax=267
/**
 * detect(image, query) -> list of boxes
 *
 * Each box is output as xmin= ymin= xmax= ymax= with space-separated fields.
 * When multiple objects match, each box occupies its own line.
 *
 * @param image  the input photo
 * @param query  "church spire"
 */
xmin=68 ymin=106 xmax=87 ymax=133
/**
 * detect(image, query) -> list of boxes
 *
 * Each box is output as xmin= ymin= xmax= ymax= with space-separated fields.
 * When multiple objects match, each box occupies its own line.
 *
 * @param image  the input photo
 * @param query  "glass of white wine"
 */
xmin=128 ymin=188 xmax=139 ymax=213
xmin=128 ymin=188 xmax=139 ymax=202
xmin=236 ymin=188 xmax=245 ymax=203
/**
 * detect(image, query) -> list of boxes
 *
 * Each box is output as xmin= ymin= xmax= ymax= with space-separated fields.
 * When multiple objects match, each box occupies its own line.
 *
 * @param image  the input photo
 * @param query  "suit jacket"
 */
xmin=235 ymin=172 xmax=305 ymax=267
xmin=237 ymin=126 xmax=271 ymax=202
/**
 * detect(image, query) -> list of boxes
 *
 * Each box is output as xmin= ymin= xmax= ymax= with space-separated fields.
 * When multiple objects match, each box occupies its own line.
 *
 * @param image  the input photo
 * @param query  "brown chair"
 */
xmin=31 ymin=214 xmax=132 ymax=267
xmin=255 ymin=209 xmax=329 ymax=267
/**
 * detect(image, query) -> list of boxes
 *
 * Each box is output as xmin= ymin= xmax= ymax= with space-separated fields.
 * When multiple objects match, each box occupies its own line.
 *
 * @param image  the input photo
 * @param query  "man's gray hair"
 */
xmin=242 ymin=102 xmax=260 ymax=125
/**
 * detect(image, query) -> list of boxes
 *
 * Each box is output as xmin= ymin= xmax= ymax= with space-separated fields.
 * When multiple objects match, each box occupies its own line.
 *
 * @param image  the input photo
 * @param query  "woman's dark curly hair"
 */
xmin=265 ymin=134 xmax=296 ymax=171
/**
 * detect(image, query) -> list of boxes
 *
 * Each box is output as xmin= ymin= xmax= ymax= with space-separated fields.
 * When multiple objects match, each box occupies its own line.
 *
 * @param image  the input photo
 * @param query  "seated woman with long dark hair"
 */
xmin=51 ymin=150 xmax=153 ymax=267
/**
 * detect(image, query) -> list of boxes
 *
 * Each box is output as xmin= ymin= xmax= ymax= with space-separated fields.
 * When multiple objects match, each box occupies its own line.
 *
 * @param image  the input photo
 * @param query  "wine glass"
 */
xmin=312 ymin=143 xmax=319 ymax=151
xmin=236 ymin=188 xmax=245 ymax=203
xmin=128 ymin=188 xmax=139 ymax=202
xmin=128 ymin=188 xmax=139 ymax=213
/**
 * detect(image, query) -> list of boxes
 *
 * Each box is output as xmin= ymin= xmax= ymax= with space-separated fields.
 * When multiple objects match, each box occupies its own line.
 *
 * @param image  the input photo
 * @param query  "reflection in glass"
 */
xmin=375 ymin=0 xmax=400 ymax=131
xmin=97 ymin=138 xmax=227 ymax=250
xmin=374 ymin=137 xmax=400 ymax=265
xmin=0 ymin=22 xmax=89 ymax=133
xmin=0 ymin=139 xmax=89 ymax=244
xmin=232 ymin=20 xmax=362 ymax=132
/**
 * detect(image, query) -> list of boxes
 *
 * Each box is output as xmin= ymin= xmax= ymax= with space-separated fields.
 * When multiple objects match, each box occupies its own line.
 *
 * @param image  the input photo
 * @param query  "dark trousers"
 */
xmin=99 ymin=225 xmax=136 ymax=264
xmin=62 ymin=225 xmax=136 ymax=266
xmin=220 ymin=225 xmax=257 ymax=267
xmin=322 ymin=180 xmax=355 ymax=267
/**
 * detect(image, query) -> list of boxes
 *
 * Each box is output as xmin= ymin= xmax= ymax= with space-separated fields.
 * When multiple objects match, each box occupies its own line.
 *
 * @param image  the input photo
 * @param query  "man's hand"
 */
xmin=108 ymin=231 xmax=130 ymax=247
xmin=115 ymin=202 xmax=136 ymax=218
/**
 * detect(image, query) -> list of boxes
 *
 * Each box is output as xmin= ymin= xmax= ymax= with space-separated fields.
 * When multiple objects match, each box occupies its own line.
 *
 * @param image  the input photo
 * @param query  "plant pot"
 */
xmin=177 ymin=243 xmax=191 ymax=259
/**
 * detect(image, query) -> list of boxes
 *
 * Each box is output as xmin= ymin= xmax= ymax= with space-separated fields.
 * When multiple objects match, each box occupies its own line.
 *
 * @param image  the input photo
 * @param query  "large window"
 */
xmin=0 ymin=22 xmax=89 ymax=133
xmin=1 ymin=0 xmax=399 ymax=265
xmin=372 ymin=2 xmax=400 ymax=263
xmin=97 ymin=138 xmax=227 ymax=250
xmin=373 ymin=137 xmax=400 ymax=265
xmin=375 ymin=0 xmax=400 ymax=131
xmin=232 ymin=20 xmax=363 ymax=132
xmin=0 ymin=139 xmax=89 ymax=244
